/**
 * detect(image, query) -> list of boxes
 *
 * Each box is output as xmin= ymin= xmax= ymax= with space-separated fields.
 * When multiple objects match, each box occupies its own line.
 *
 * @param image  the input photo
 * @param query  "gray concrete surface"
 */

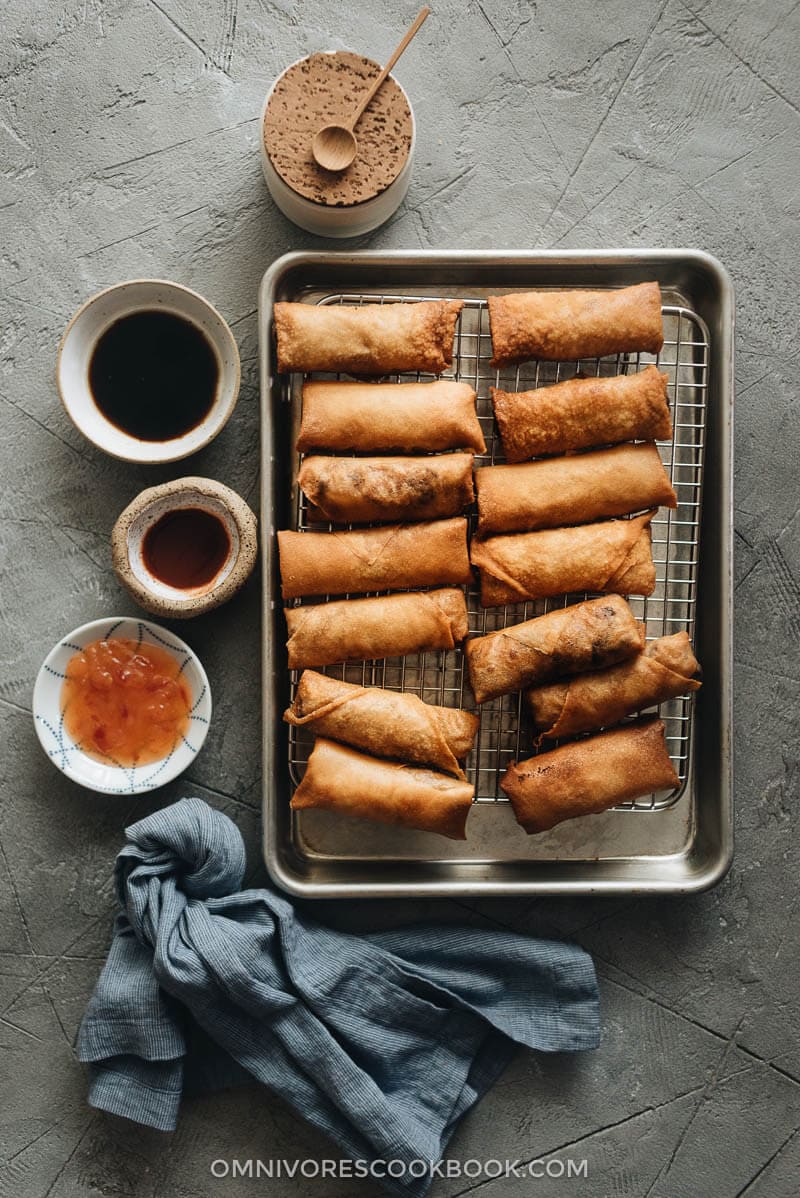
xmin=1 ymin=0 xmax=798 ymax=1194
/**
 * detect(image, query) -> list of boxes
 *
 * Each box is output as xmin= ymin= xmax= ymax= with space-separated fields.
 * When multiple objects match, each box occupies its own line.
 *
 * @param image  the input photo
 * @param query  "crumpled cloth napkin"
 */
xmin=78 ymin=799 xmax=599 ymax=1197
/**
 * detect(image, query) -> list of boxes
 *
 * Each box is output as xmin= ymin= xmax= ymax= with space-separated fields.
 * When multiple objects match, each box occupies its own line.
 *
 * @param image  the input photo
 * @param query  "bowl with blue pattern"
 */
xmin=33 ymin=616 xmax=211 ymax=795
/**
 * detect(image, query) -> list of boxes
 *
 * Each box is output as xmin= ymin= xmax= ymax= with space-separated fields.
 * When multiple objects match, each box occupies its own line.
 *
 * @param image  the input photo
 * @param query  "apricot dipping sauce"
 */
xmin=62 ymin=638 xmax=192 ymax=766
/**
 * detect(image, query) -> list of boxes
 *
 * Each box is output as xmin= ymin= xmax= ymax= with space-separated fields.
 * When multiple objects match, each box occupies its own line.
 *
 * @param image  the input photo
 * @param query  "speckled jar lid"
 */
xmin=111 ymin=477 xmax=258 ymax=619
xmin=263 ymin=51 xmax=413 ymax=207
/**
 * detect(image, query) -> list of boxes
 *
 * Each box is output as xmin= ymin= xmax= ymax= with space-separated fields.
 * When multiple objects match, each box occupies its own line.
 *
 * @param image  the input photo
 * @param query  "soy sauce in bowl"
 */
xmin=89 ymin=310 xmax=219 ymax=441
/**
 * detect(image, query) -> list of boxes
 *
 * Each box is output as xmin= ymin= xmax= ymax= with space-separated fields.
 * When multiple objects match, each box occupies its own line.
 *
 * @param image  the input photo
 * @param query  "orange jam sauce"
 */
xmin=62 ymin=638 xmax=191 ymax=766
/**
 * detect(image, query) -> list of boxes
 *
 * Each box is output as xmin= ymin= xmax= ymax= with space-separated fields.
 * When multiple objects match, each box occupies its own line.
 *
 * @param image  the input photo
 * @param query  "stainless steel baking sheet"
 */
xmin=259 ymin=250 xmax=733 ymax=897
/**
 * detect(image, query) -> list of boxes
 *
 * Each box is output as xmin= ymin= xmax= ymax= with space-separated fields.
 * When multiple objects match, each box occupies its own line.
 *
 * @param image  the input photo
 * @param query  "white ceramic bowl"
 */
xmin=33 ymin=616 xmax=212 ymax=795
xmin=260 ymin=55 xmax=416 ymax=238
xmin=57 ymin=280 xmax=241 ymax=463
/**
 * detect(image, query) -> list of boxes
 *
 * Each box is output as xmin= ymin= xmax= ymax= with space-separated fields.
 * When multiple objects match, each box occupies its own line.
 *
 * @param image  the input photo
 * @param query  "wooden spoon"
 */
xmin=312 ymin=6 xmax=431 ymax=173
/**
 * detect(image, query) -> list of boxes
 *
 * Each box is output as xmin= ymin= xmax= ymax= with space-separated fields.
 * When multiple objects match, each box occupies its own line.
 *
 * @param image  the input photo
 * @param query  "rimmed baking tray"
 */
xmin=259 ymin=250 xmax=733 ymax=897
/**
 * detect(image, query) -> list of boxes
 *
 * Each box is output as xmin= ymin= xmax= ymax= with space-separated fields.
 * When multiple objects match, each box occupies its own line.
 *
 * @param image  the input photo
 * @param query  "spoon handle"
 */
xmin=348 ymin=6 xmax=431 ymax=130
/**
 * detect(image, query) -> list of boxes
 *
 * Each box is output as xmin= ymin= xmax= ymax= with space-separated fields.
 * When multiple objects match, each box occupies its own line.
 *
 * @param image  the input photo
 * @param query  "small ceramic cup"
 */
xmin=111 ymin=477 xmax=258 ymax=619
xmin=57 ymin=280 xmax=241 ymax=463
xmin=33 ymin=616 xmax=212 ymax=795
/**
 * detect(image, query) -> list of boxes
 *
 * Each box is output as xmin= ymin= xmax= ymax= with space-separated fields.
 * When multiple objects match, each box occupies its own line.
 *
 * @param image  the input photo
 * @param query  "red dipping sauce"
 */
xmin=62 ymin=638 xmax=191 ymax=766
xmin=142 ymin=507 xmax=230 ymax=591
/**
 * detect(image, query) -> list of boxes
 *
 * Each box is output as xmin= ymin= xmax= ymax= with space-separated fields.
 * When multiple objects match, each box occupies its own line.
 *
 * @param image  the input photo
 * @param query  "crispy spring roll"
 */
xmin=278 ymin=518 xmax=471 ymax=600
xmin=475 ymin=444 xmax=676 ymax=535
xmin=297 ymin=380 xmax=486 ymax=454
xmin=465 ymin=595 xmax=644 ymax=705
xmin=527 ymin=631 xmax=701 ymax=741
xmin=285 ymin=588 xmax=468 ymax=669
xmin=299 ymin=454 xmax=475 ymax=524
xmin=471 ymin=511 xmax=656 ymax=607
xmin=274 ymin=299 xmax=464 ymax=375
xmin=291 ymin=739 xmax=474 ymax=839
xmin=487 ymin=282 xmax=664 ymax=366
xmin=492 ymin=365 xmax=672 ymax=462
xmin=284 ymin=671 xmax=479 ymax=779
xmin=501 ymin=719 xmax=679 ymax=834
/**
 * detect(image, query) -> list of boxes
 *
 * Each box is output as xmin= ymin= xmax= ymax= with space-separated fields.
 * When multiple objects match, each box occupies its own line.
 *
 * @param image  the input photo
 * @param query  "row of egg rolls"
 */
xmin=277 ymin=284 xmax=664 ymax=377
xmin=299 ymin=441 xmax=674 ymax=531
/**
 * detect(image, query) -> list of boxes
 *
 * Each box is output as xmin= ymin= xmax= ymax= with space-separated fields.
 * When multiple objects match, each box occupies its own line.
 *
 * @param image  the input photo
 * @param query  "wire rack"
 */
xmin=286 ymin=292 xmax=709 ymax=810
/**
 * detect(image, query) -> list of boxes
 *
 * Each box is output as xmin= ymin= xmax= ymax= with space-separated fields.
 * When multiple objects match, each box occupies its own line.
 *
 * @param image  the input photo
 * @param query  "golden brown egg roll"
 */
xmin=475 ymin=443 xmax=676 ymax=535
xmin=299 ymin=454 xmax=475 ymax=525
xmin=291 ymin=738 xmax=474 ymax=839
xmin=465 ymin=594 xmax=644 ymax=705
xmin=501 ymin=719 xmax=680 ymax=834
xmin=274 ymin=299 xmax=464 ymax=375
xmin=278 ymin=517 xmax=472 ymax=600
xmin=285 ymin=588 xmax=468 ymax=669
xmin=296 ymin=380 xmax=486 ymax=454
xmin=284 ymin=670 xmax=479 ymax=779
xmin=487 ymin=281 xmax=664 ymax=366
xmin=492 ymin=365 xmax=672 ymax=462
xmin=471 ymin=510 xmax=656 ymax=607
xmin=527 ymin=631 xmax=701 ymax=742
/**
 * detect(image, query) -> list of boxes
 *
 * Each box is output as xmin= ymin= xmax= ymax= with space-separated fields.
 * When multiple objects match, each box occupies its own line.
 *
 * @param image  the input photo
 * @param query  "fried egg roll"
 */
xmin=501 ymin=719 xmax=679 ymax=834
xmin=527 ymin=631 xmax=701 ymax=742
xmin=285 ymin=588 xmax=468 ymax=669
xmin=291 ymin=739 xmax=474 ymax=839
xmin=274 ymin=299 xmax=464 ymax=375
xmin=297 ymin=380 xmax=485 ymax=454
xmin=278 ymin=517 xmax=471 ymax=600
xmin=299 ymin=453 xmax=475 ymax=525
xmin=465 ymin=595 xmax=644 ymax=705
xmin=475 ymin=443 xmax=676 ymax=535
xmin=471 ymin=511 xmax=656 ymax=607
xmin=285 ymin=670 xmax=479 ymax=779
xmin=487 ymin=281 xmax=664 ymax=366
xmin=492 ymin=365 xmax=672 ymax=462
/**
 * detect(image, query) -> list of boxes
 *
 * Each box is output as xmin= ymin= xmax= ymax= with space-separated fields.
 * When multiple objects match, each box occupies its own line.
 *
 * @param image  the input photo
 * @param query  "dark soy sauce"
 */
xmin=89 ymin=310 xmax=219 ymax=441
xmin=142 ymin=508 xmax=231 ymax=590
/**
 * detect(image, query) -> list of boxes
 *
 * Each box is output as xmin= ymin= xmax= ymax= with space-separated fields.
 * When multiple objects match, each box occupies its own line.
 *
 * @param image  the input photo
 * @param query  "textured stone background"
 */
xmin=1 ymin=1 xmax=799 ymax=1195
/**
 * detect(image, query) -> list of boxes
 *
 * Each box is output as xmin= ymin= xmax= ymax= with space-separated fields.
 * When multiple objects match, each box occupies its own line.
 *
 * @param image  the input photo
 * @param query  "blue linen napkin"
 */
xmin=78 ymin=798 xmax=599 ymax=1197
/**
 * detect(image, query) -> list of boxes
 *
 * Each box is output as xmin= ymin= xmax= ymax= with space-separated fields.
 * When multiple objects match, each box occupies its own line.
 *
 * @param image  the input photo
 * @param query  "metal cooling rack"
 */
xmin=286 ymin=293 xmax=709 ymax=810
